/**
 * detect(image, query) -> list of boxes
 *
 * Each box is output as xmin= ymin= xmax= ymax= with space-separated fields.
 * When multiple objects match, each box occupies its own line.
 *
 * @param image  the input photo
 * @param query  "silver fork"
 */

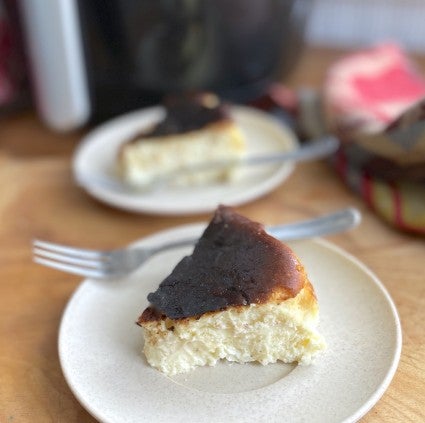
xmin=75 ymin=136 xmax=339 ymax=193
xmin=32 ymin=208 xmax=361 ymax=279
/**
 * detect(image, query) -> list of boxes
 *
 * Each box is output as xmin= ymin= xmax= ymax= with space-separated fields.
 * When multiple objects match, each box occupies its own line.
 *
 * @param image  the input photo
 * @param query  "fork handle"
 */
xmin=266 ymin=208 xmax=361 ymax=240
xmin=242 ymin=135 xmax=339 ymax=166
xmin=148 ymin=208 xmax=361 ymax=255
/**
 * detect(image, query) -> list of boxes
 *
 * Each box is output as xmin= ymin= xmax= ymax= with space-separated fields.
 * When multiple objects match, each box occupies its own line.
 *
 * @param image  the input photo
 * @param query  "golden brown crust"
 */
xmin=121 ymin=119 xmax=234 ymax=152
xmin=139 ymin=307 xmax=163 ymax=323
xmin=127 ymin=92 xmax=232 ymax=143
xmin=142 ymin=206 xmax=305 ymax=320
xmin=137 ymin=279 xmax=316 ymax=326
xmin=138 ymin=302 xmax=256 ymax=325
xmin=138 ymin=260 xmax=313 ymax=326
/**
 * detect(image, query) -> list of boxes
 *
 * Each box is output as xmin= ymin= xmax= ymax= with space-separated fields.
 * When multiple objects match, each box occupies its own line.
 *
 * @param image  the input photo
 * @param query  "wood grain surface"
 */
xmin=0 ymin=48 xmax=424 ymax=422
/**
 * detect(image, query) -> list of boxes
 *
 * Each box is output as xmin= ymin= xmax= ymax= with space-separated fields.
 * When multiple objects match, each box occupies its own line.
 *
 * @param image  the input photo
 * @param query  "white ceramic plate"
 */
xmin=59 ymin=224 xmax=401 ymax=423
xmin=73 ymin=106 xmax=298 ymax=215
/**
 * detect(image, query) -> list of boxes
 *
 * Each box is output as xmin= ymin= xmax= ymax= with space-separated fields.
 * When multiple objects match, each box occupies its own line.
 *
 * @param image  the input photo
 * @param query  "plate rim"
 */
xmin=58 ymin=224 xmax=402 ymax=423
xmin=72 ymin=105 xmax=299 ymax=215
xmin=309 ymin=239 xmax=402 ymax=423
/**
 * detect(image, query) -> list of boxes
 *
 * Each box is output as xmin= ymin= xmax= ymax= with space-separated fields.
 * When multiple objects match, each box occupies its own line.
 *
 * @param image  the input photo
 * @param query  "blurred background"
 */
xmin=307 ymin=0 xmax=425 ymax=51
xmin=0 ymin=0 xmax=424 ymax=131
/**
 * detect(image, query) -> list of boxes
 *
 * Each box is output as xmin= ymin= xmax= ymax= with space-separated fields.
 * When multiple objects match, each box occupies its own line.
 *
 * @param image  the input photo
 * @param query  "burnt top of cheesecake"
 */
xmin=140 ymin=206 xmax=305 ymax=321
xmin=130 ymin=93 xmax=231 ymax=141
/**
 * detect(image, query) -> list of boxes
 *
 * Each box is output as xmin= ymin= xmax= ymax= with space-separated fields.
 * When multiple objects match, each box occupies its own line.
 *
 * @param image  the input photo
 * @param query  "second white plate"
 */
xmin=59 ymin=224 xmax=401 ymax=423
xmin=73 ymin=106 xmax=298 ymax=215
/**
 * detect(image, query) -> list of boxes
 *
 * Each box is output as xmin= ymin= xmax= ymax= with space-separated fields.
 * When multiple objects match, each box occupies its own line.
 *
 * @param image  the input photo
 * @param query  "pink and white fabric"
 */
xmin=324 ymin=43 xmax=425 ymax=134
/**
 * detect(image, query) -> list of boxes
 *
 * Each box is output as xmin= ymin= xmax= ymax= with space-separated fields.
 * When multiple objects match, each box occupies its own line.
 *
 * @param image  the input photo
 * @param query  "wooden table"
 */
xmin=0 ymin=48 xmax=424 ymax=422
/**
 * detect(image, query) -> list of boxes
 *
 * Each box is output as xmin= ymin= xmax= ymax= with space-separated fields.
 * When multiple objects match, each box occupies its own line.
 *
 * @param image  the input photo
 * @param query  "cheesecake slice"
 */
xmin=119 ymin=93 xmax=246 ymax=187
xmin=137 ymin=206 xmax=326 ymax=376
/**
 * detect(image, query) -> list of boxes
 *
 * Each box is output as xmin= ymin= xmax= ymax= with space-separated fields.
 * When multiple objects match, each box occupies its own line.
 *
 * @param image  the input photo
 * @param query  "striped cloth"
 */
xmin=253 ymin=44 xmax=425 ymax=235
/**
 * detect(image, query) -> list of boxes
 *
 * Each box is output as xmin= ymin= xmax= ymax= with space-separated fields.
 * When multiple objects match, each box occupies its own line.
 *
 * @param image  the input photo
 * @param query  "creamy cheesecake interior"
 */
xmin=140 ymin=283 xmax=325 ymax=376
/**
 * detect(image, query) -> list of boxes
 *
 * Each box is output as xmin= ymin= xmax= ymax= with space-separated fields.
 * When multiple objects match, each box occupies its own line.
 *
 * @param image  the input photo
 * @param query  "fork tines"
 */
xmin=32 ymin=239 xmax=110 ymax=279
